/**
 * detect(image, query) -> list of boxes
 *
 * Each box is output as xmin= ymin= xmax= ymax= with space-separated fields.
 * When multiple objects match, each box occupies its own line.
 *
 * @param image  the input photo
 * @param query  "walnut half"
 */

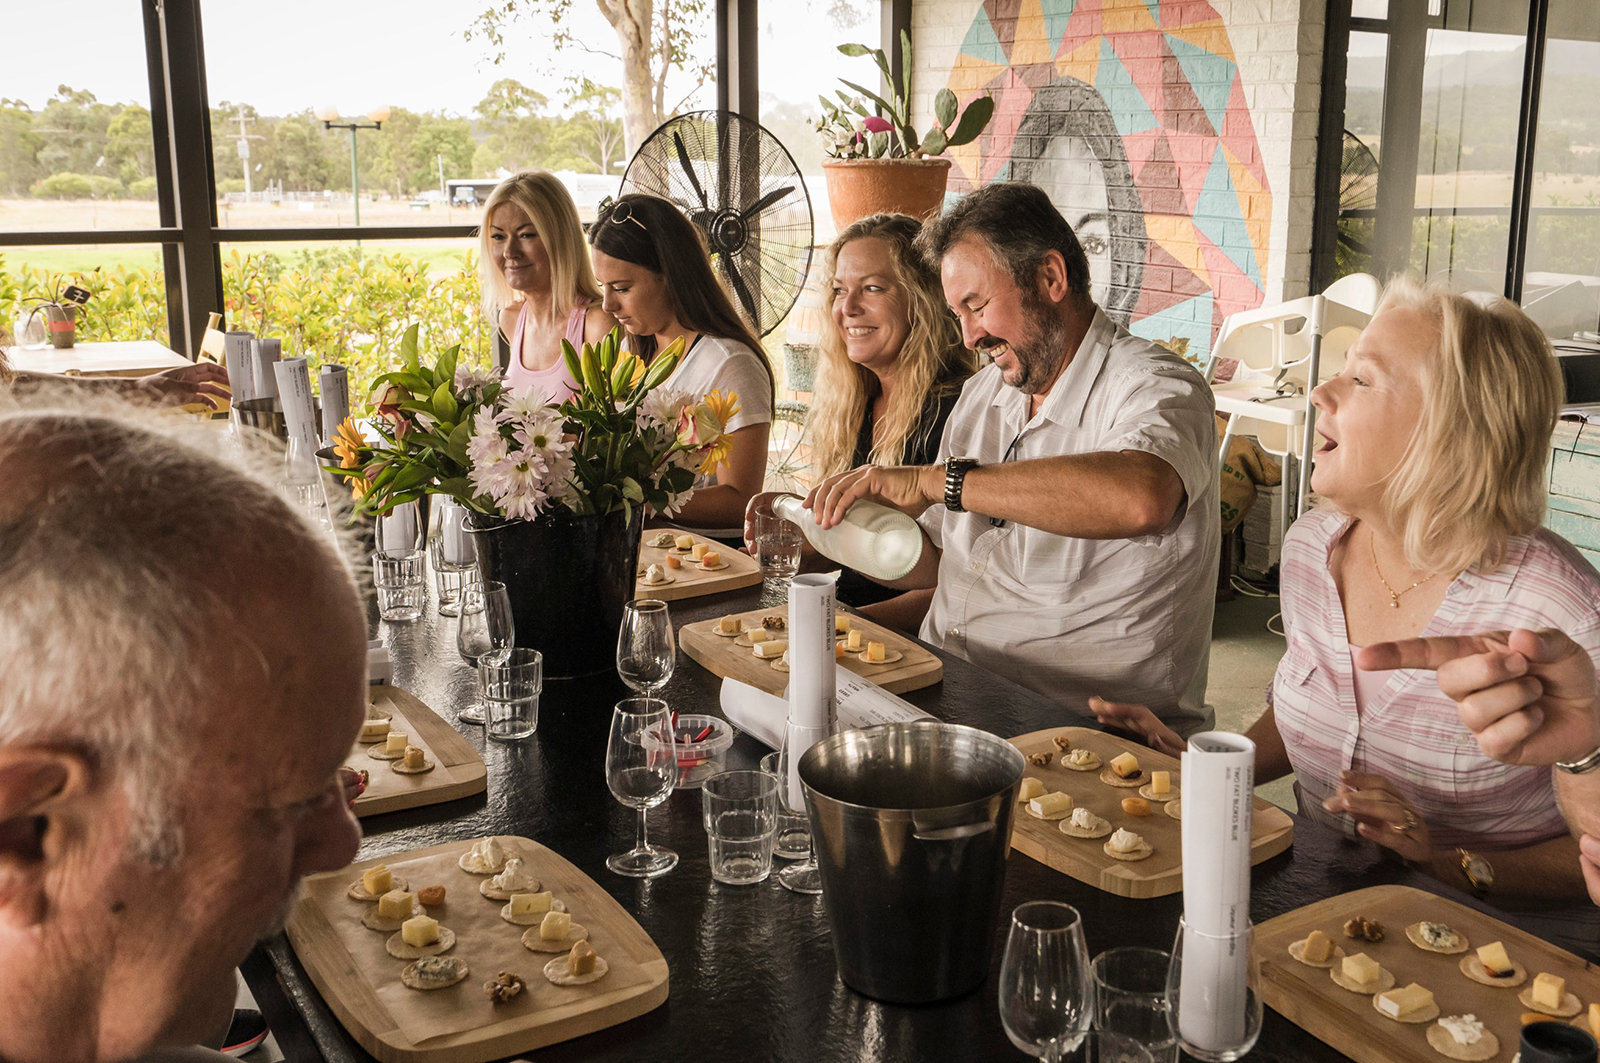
xmin=1052 ymin=735 xmax=1073 ymax=751
xmin=484 ymin=970 xmax=525 ymax=1004
xmin=1027 ymin=752 xmax=1053 ymax=767
xmin=761 ymin=615 xmax=787 ymax=631
xmin=1343 ymin=915 xmax=1384 ymax=942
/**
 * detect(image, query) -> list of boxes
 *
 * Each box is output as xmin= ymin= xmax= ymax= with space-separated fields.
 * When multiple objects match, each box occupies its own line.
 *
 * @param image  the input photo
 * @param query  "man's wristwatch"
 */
xmin=944 ymin=458 xmax=978 ymax=512
xmin=1457 ymin=848 xmax=1494 ymax=894
xmin=1555 ymin=742 xmax=1600 ymax=775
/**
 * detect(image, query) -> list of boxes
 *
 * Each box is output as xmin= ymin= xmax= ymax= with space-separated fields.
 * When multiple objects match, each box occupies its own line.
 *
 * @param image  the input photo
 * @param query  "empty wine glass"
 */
xmin=773 ymin=727 xmax=823 ymax=894
xmin=617 ymin=598 xmax=675 ymax=695
xmin=456 ymin=579 xmax=513 ymax=725
xmin=999 ymin=901 xmax=1093 ymax=1062
xmin=605 ymin=697 xmax=679 ymax=878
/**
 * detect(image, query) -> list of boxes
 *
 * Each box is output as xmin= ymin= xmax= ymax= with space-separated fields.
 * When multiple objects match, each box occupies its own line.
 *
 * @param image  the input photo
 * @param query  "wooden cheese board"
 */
xmin=1256 ymin=884 xmax=1599 ymax=1063
xmin=350 ymin=686 xmax=487 ymax=818
xmin=680 ymin=605 xmax=943 ymax=696
xmin=1006 ymin=727 xmax=1294 ymax=899
xmin=634 ymin=530 xmax=762 ymax=601
xmin=285 ymin=837 xmax=670 ymax=1063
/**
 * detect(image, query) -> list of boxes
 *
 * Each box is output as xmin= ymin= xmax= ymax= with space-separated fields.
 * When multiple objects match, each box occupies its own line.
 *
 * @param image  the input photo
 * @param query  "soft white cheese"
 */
xmin=488 ymin=856 xmax=534 ymax=891
xmin=1438 ymin=1014 xmax=1484 ymax=1046
xmin=462 ymin=837 xmax=506 ymax=872
xmin=1070 ymin=807 xmax=1107 ymax=831
xmin=1108 ymin=828 xmax=1143 ymax=853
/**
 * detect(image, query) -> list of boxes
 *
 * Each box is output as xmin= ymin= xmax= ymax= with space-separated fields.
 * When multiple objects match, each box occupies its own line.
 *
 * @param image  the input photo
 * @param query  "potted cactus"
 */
xmin=815 ymin=31 xmax=995 ymax=229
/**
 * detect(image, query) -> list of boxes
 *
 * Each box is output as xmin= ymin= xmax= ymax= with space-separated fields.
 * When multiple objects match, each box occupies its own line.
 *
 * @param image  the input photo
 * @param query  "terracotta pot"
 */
xmin=41 ymin=304 xmax=76 ymax=350
xmin=821 ymin=158 xmax=952 ymax=231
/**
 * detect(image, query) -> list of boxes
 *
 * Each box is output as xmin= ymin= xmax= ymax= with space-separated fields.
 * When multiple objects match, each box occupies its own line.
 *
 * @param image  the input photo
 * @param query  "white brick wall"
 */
xmin=909 ymin=0 xmax=1326 ymax=358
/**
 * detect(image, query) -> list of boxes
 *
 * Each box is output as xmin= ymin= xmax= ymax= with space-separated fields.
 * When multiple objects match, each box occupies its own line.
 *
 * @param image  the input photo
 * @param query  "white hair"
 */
xmin=0 ymin=397 xmax=363 ymax=865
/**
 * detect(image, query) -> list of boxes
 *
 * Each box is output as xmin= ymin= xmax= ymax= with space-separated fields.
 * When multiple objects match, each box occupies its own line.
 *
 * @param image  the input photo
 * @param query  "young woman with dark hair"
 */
xmin=589 ymin=193 xmax=774 ymax=535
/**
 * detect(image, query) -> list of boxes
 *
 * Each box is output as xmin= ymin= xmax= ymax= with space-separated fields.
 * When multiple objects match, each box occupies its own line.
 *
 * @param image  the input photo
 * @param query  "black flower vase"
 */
xmin=468 ymin=507 xmax=645 ymax=680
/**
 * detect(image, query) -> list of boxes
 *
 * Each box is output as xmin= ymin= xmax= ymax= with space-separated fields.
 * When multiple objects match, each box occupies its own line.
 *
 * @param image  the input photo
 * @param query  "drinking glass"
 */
xmin=1165 ymin=918 xmax=1263 ymax=1063
xmin=605 ymin=697 xmax=679 ymax=878
xmin=774 ymin=728 xmax=823 ymax=894
xmin=1093 ymin=948 xmax=1177 ymax=1063
xmin=482 ymin=647 xmax=541 ymax=741
xmin=753 ymin=503 xmax=803 ymax=581
xmin=700 ymin=770 xmax=779 ymax=885
xmin=456 ymin=580 xmax=514 ymax=725
xmin=280 ymin=434 xmax=334 ymax=534
xmin=759 ymin=750 xmax=811 ymax=860
xmin=999 ymin=901 xmax=1093 ymax=1062
xmin=430 ymin=498 xmax=477 ymax=617
xmin=372 ymin=551 xmax=425 ymax=622
xmin=617 ymin=598 xmax=675 ymax=695
xmin=377 ymin=499 xmax=425 ymax=558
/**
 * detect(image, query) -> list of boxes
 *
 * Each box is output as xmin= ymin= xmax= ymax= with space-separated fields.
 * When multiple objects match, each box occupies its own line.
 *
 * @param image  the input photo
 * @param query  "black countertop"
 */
xmin=244 ymin=579 xmax=1600 ymax=1063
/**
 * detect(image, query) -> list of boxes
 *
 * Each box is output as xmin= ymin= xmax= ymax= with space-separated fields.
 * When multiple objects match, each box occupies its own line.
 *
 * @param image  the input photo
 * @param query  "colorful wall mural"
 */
xmin=944 ymin=0 xmax=1273 ymax=362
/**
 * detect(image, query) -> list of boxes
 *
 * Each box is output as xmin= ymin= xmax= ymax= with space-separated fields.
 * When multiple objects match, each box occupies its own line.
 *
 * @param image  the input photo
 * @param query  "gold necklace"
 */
xmin=1368 ymin=527 xmax=1437 ymax=609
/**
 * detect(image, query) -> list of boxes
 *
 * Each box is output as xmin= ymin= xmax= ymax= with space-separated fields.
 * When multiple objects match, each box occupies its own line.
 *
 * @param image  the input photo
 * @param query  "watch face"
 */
xmin=1465 ymin=855 xmax=1493 ymax=889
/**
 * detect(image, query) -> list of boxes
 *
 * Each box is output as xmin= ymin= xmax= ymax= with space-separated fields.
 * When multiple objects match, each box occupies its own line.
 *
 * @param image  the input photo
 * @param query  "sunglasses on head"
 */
xmin=598 ymin=196 xmax=647 ymax=231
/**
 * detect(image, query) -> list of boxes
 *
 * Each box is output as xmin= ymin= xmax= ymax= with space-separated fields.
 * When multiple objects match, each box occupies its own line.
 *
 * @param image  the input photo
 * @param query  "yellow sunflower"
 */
xmin=693 ymin=389 xmax=740 ymax=475
xmin=332 ymin=416 xmax=370 ymax=500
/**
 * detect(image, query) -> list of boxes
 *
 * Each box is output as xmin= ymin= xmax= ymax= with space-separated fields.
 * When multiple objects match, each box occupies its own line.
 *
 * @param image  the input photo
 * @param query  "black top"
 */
xmin=835 ymin=377 xmax=966 ymax=607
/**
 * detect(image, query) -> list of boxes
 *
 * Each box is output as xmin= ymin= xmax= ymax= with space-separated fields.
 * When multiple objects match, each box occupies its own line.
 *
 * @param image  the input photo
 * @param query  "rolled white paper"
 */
xmin=378 ymin=500 xmax=423 ymax=558
xmin=783 ymin=719 xmax=831 ymax=812
xmin=786 ymin=573 xmax=837 ymax=733
xmin=320 ymin=364 xmax=350 ymax=442
xmin=720 ymin=671 xmax=932 ymax=751
xmin=1177 ymin=731 xmax=1257 ymax=1053
xmin=223 ymin=331 xmax=257 ymax=403
xmin=251 ymin=338 xmax=282 ymax=400
xmin=437 ymin=498 xmax=475 ymax=566
xmin=272 ymin=357 xmax=318 ymax=453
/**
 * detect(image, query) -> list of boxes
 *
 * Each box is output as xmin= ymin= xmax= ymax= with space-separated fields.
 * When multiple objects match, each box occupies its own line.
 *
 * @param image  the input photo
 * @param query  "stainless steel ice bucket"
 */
xmin=799 ymin=721 xmax=1025 ymax=1003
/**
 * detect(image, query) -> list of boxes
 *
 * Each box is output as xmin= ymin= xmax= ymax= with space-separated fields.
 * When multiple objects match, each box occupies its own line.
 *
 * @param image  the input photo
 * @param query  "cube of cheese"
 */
xmin=539 ymin=910 xmax=571 ymax=941
xmin=717 ymin=616 xmax=742 ymax=635
xmin=674 ymin=534 xmax=694 ymax=550
xmin=690 ymin=542 xmax=709 ymax=560
xmin=753 ymin=640 xmax=788 ymax=659
xmin=1342 ymin=953 xmax=1381 ymax=989
xmin=402 ymin=745 xmax=426 ymax=770
xmin=400 ymin=914 xmax=440 ymax=948
xmin=1028 ymin=792 xmax=1074 ymax=819
xmin=865 ymin=640 xmax=886 ymax=663
xmin=846 ymin=630 xmax=863 ymax=651
xmin=384 ymin=732 xmax=408 ymax=755
xmin=1017 ymin=778 xmax=1046 ymax=802
xmin=1376 ymin=983 xmax=1434 ymax=1020
xmin=359 ymin=719 xmax=390 ymax=741
xmin=701 ymin=550 xmax=722 ymax=567
xmin=377 ymin=889 xmax=414 ymax=921
xmin=1150 ymin=770 xmax=1171 ymax=796
xmin=747 ymin=629 xmax=771 ymax=644
xmin=1110 ymin=752 xmax=1140 ymax=778
xmin=834 ymin=642 xmax=846 ymax=660
xmin=1302 ymin=930 xmax=1334 ymax=964
xmin=1585 ymin=1002 xmax=1599 ymax=1038
xmin=1531 ymin=972 xmax=1566 ymax=1010
xmin=569 ymin=939 xmax=597 ymax=976
xmin=1477 ymin=941 xmax=1515 ymax=977
xmin=509 ymin=892 xmax=552 ymax=918
xmin=836 ymin=615 xmax=850 ymax=634
xmin=362 ymin=865 xmax=393 ymax=897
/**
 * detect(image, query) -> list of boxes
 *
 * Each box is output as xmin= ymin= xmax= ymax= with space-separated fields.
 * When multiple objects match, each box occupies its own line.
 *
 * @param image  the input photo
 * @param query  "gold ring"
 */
xmin=1392 ymin=810 xmax=1418 ymax=834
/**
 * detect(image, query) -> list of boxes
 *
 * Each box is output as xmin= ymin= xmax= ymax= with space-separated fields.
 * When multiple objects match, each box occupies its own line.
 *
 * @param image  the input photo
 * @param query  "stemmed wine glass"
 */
xmin=605 ymin=697 xmax=679 ymax=878
xmin=617 ymin=598 xmax=675 ymax=695
xmin=456 ymin=579 xmax=514 ymax=725
xmin=999 ymin=901 xmax=1094 ymax=1062
xmin=773 ymin=728 xmax=823 ymax=894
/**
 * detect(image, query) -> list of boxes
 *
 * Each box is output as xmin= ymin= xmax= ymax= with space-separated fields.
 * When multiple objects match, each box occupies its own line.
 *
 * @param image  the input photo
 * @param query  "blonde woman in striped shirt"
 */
xmin=1095 ymin=278 xmax=1600 ymax=903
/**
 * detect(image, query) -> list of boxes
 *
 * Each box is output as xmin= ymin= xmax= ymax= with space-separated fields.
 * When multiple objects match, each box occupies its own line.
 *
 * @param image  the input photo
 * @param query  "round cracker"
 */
xmin=718 ymin=626 xmax=748 ymax=640
xmin=1517 ymin=988 xmax=1582 ymax=1018
xmin=646 ymin=533 xmax=679 ymax=549
xmin=1059 ymin=819 xmax=1114 ymax=840
xmin=391 ymin=757 xmax=435 ymax=775
xmin=1406 ymin=922 xmax=1468 ymax=955
xmin=499 ymin=898 xmax=567 ymax=925
xmin=366 ymin=745 xmax=404 ymax=761
xmin=1137 ymin=782 xmax=1177 ymax=802
xmin=698 ymin=558 xmax=730 ymax=571
xmin=544 ymin=953 xmax=610 ymax=986
xmin=770 ymin=658 xmax=789 ymax=673
xmin=521 ymin=922 xmax=590 ymax=953
xmin=385 ymin=925 xmax=456 ymax=959
xmin=346 ymin=875 xmax=408 ymax=901
xmin=400 ymin=957 xmax=469 ymax=991
xmin=638 ymin=572 xmax=676 ymax=587
xmin=1330 ymin=965 xmax=1396 ymax=995
xmin=361 ymin=900 xmax=424 ymax=931
xmin=1288 ymin=938 xmax=1346 ymax=969
xmin=1373 ymin=991 xmax=1440 ymax=1024
xmin=1458 ymin=954 xmax=1527 ymax=988
xmin=852 ymin=648 xmax=904 ymax=666
xmin=1099 ymin=766 xmax=1146 ymax=788
xmin=1426 ymin=1023 xmax=1500 ymax=1061
xmin=356 ymin=721 xmax=392 ymax=743
xmin=1163 ymin=799 xmax=1182 ymax=821
xmin=1063 ymin=754 xmax=1101 ymax=773
xmin=1025 ymin=805 xmax=1072 ymax=822
xmin=458 ymin=850 xmax=506 ymax=875
xmin=481 ymin=875 xmax=541 ymax=901
xmin=1103 ymin=841 xmax=1154 ymax=862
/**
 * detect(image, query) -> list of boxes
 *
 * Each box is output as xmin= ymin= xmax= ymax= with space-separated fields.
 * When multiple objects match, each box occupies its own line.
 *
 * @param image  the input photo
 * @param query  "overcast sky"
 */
xmin=7 ymin=0 xmax=872 ymax=118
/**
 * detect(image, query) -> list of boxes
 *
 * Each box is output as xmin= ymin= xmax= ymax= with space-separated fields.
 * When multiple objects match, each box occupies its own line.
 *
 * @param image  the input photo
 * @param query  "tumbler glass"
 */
xmin=700 ymin=770 xmax=779 ymax=885
xmin=482 ymin=647 xmax=541 ymax=741
xmin=372 ymin=551 xmax=425 ymax=622
xmin=1092 ymin=947 xmax=1177 ymax=1063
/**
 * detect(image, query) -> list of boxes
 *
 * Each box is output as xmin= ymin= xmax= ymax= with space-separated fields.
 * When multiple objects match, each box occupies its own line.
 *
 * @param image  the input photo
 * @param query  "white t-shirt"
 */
xmin=662 ymin=334 xmax=774 ymax=432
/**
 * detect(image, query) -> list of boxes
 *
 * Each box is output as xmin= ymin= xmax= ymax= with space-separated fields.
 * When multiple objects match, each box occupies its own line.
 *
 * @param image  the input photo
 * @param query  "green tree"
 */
xmin=34 ymin=86 xmax=114 ymax=178
xmin=549 ymin=79 xmax=625 ymax=174
xmin=473 ymin=78 xmax=553 ymax=174
xmin=410 ymin=118 xmax=476 ymax=193
xmin=367 ymin=107 xmax=425 ymax=196
xmin=0 ymin=101 xmax=43 ymax=196
xmin=273 ymin=114 xmax=335 ymax=192
xmin=104 ymin=104 xmax=154 ymax=184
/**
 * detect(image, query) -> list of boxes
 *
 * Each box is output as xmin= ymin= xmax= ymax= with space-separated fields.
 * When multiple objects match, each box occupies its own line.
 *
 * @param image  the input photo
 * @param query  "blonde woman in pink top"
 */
xmin=478 ymin=171 xmax=616 ymax=402
xmin=1095 ymin=278 xmax=1599 ymax=903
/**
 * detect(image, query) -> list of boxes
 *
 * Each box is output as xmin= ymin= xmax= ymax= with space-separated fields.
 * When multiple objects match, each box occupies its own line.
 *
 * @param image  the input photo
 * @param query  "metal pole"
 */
xmin=350 ymin=125 xmax=361 ymax=245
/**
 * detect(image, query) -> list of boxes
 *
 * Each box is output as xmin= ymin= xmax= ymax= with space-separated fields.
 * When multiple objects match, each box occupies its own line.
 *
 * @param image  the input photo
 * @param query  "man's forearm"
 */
xmin=1556 ymin=768 xmax=1600 ymax=838
xmin=939 ymin=452 xmax=1184 ymax=539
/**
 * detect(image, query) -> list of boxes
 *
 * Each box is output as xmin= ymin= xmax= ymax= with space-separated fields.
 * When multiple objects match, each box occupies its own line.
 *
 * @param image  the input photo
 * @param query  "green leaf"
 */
xmin=436 ymin=343 xmax=460 ymax=392
xmin=620 ymin=476 xmax=644 ymax=503
xmin=946 ymin=95 xmax=995 ymax=148
xmin=900 ymin=29 xmax=914 ymax=98
xmin=400 ymin=323 xmax=420 ymax=373
xmin=869 ymin=131 xmax=890 ymax=158
xmin=392 ymin=464 xmax=434 ymax=492
xmin=841 ymin=79 xmax=899 ymax=126
xmin=431 ymin=381 xmax=458 ymax=421
xmin=922 ymin=128 xmax=948 ymax=156
xmin=837 ymin=42 xmax=873 ymax=57
xmin=935 ymin=88 xmax=957 ymax=130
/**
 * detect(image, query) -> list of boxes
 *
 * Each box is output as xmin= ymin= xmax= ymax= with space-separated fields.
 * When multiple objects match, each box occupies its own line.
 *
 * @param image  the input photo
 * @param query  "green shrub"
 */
xmin=216 ymin=178 xmax=247 ymax=194
xmin=31 ymin=172 xmax=123 ymax=199
xmin=128 ymin=176 xmax=159 ymax=198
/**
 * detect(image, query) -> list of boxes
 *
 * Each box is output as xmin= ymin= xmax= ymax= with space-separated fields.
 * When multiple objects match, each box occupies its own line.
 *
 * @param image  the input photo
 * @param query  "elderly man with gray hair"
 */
xmin=0 ymin=407 xmax=366 ymax=1063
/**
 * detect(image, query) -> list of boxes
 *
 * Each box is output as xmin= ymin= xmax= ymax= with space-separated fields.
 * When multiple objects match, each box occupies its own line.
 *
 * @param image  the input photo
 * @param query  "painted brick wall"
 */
xmin=910 ymin=0 xmax=1325 ymax=363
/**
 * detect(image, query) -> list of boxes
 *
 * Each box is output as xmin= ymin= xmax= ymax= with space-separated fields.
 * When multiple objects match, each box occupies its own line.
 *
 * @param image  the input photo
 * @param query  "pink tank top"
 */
xmin=504 ymin=299 xmax=587 ymax=403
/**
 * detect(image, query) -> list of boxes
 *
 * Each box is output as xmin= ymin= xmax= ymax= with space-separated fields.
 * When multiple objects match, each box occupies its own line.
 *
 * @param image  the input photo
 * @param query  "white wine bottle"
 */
xmin=774 ymin=495 xmax=923 ymax=583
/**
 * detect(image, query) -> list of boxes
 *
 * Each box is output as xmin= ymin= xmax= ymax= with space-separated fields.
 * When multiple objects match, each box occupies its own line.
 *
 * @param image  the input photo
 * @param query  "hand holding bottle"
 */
xmin=804 ymin=463 xmax=941 ymax=531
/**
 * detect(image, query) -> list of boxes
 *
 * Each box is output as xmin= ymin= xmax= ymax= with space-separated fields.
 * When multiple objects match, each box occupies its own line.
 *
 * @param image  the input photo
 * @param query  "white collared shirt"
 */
xmin=917 ymin=309 xmax=1220 ymax=732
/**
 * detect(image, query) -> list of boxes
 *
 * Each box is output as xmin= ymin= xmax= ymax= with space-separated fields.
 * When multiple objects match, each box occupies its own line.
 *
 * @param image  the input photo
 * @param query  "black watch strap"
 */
xmin=944 ymin=458 xmax=978 ymax=512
